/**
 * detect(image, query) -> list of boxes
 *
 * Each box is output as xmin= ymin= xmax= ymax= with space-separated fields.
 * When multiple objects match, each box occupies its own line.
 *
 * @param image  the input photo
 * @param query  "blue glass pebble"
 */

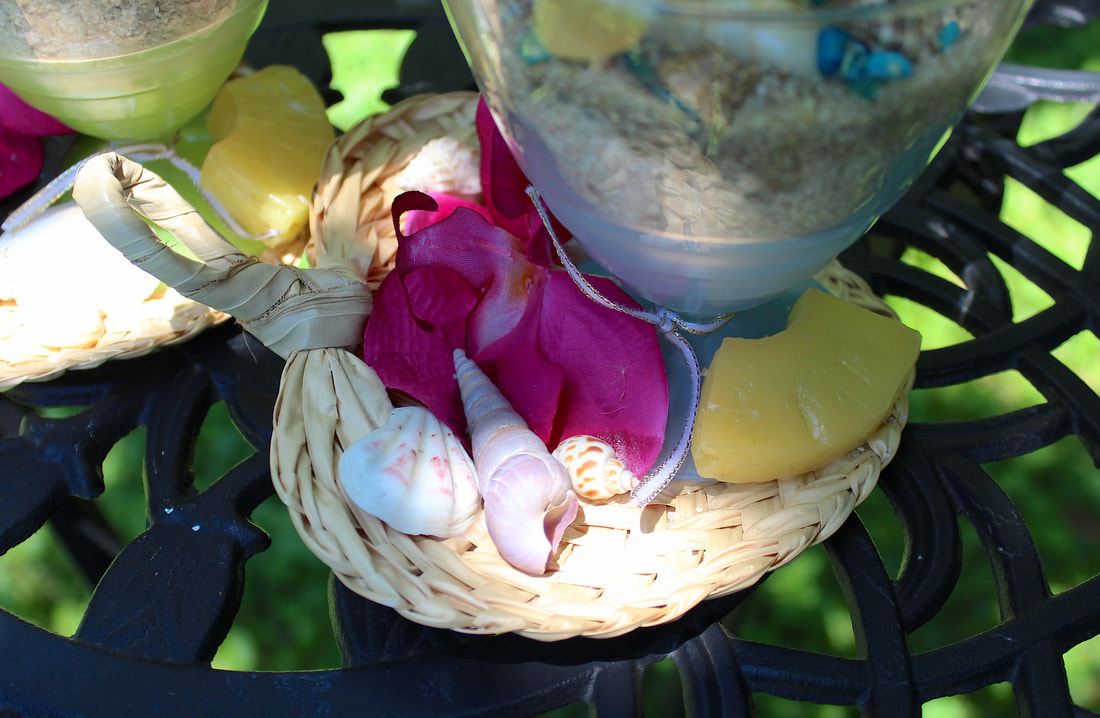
xmin=865 ymin=51 xmax=913 ymax=80
xmin=817 ymin=26 xmax=848 ymax=76
xmin=839 ymin=41 xmax=869 ymax=81
xmin=519 ymin=31 xmax=550 ymax=64
xmin=817 ymin=23 xmax=915 ymax=99
xmin=938 ymin=21 xmax=960 ymax=51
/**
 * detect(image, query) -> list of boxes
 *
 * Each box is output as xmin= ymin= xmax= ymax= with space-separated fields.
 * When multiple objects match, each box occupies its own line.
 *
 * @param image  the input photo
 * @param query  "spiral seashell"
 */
xmin=552 ymin=435 xmax=637 ymax=501
xmin=338 ymin=405 xmax=481 ymax=539
xmin=453 ymin=348 xmax=578 ymax=574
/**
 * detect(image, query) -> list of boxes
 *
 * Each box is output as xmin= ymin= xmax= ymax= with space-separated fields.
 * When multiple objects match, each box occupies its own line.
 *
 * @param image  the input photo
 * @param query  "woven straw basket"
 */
xmin=270 ymin=92 xmax=912 ymax=641
xmin=0 ymin=168 xmax=305 ymax=392
xmin=0 ymin=288 xmax=224 ymax=390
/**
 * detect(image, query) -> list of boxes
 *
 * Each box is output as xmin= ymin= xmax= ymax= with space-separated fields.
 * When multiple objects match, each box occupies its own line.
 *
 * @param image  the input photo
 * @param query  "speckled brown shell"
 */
xmin=552 ymin=435 xmax=638 ymax=502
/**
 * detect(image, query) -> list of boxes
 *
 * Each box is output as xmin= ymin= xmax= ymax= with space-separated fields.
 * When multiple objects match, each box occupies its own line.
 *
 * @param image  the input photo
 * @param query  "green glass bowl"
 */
xmin=0 ymin=0 xmax=267 ymax=142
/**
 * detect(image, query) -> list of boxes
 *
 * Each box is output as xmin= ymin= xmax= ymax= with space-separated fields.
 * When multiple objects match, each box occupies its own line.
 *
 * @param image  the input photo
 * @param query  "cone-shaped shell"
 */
xmin=552 ymin=435 xmax=637 ymax=501
xmin=338 ymin=405 xmax=481 ymax=538
xmin=453 ymin=349 xmax=578 ymax=574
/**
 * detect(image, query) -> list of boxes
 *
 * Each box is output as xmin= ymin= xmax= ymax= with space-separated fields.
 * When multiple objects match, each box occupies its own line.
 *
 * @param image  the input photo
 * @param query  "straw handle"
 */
xmin=73 ymin=152 xmax=373 ymax=359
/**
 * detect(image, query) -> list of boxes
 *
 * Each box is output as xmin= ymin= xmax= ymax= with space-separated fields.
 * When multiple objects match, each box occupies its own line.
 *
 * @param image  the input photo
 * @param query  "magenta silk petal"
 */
xmin=0 ymin=125 xmax=44 ymax=197
xmin=474 ymin=99 xmax=568 ymax=267
xmin=394 ymin=192 xmax=537 ymax=356
xmin=476 ymin=99 xmax=532 ymax=239
xmin=363 ymin=266 xmax=480 ymax=435
xmin=402 ymin=192 xmax=492 ymax=236
xmin=368 ymin=141 xmax=670 ymax=477
xmin=537 ymin=273 xmax=668 ymax=475
xmin=0 ymin=84 xmax=72 ymax=137
xmin=0 ymin=85 xmax=74 ymax=198
xmin=470 ymin=277 xmax=565 ymax=445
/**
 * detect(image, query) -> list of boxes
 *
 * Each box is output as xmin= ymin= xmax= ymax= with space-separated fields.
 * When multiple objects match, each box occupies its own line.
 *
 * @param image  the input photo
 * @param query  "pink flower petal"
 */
xmin=393 ymin=192 xmax=538 ymax=355
xmin=401 ymin=192 xmax=491 ymax=235
xmin=476 ymin=100 xmax=531 ymax=238
xmin=469 ymin=279 xmax=565 ymax=444
xmin=364 ymin=129 xmax=670 ymax=478
xmin=536 ymin=273 xmax=668 ymax=475
xmin=0 ymin=84 xmax=72 ymax=137
xmin=475 ymin=99 xmax=569 ymax=267
xmin=469 ymin=269 xmax=669 ymax=475
xmin=363 ymin=266 xmax=480 ymax=435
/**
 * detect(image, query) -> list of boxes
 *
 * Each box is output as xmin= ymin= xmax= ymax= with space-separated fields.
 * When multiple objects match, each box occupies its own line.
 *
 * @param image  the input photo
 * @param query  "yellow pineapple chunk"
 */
xmin=200 ymin=65 xmax=335 ymax=243
xmin=532 ymin=0 xmax=649 ymax=61
xmin=692 ymin=288 xmax=921 ymax=483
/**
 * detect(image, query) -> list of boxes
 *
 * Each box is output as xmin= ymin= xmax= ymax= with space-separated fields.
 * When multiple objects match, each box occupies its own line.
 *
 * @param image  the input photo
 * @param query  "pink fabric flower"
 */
xmin=362 ymin=102 xmax=669 ymax=475
xmin=0 ymin=84 xmax=74 ymax=198
xmin=474 ymin=100 xmax=570 ymax=267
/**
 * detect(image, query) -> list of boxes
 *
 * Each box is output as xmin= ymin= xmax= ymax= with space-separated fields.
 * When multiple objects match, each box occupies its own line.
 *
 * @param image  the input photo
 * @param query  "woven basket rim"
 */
xmin=272 ymin=92 xmax=914 ymax=641
xmin=0 ymin=233 xmax=303 ymax=391
xmin=0 ymin=292 xmax=228 ymax=390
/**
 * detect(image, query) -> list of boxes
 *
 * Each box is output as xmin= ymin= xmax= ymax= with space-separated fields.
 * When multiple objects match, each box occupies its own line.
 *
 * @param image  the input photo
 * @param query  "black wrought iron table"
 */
xmin=1 ymin=1 xmax=1099 ymax=716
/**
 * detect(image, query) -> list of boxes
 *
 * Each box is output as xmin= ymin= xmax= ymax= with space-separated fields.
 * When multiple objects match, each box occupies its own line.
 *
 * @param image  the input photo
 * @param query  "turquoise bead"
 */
xmin=938 ymin=21 xmax=960 ymax=50
xmin=865 ymin=51 xmax=914 ymax=80
xmin=817 ymin=26 xmax=848 ymax=76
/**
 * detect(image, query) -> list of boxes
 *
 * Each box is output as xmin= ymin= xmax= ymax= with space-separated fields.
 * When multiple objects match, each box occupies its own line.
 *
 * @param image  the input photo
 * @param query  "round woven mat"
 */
xmin=0 ymin=289 xmax=228 ymax=391
xmin=271 ymin=93 xmax=913 ymax=641
xmin=0 ymin=188 xmax=305 ymax=393
xmin=0 ymin=231 xmax=307 ymax=389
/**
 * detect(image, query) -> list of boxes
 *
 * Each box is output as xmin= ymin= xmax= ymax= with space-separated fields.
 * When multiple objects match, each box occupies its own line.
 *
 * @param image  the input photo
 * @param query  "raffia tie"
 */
xmin=525 ymin=186 xmax=730 ymax=506
xmin=72 ymin=152 xmax=372 ymax=359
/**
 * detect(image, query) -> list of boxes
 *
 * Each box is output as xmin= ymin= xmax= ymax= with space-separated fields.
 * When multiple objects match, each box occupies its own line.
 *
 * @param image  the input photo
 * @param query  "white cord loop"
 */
xmin=525 ymin=185 xmax=728 ymax=506
xmin=2 ymin=141 xmax=276 ymax=243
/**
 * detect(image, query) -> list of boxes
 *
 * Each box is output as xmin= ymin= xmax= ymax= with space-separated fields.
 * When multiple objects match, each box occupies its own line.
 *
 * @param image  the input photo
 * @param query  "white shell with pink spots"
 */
xmin=338 ymin=406 xmax=481 ymax=538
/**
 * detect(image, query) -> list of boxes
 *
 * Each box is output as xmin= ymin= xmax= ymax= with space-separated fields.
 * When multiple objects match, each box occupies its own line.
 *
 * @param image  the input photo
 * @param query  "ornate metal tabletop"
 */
xmin=1 ymin=1 xmax=1099 ymax=716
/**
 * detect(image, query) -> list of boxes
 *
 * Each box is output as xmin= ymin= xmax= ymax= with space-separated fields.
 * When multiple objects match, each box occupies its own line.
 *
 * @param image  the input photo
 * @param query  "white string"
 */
xmin=3 ymin=142 xmax=278 ymax=243
xmin=525 ymin=185 xmax=729 ymax=506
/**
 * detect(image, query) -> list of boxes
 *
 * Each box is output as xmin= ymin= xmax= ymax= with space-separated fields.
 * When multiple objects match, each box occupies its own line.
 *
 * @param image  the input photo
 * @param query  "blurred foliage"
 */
xmin=323 ymin=30 xmax=417 ymax=132
xmin=0 ymin=16 xmax=1099 ymax=718
xmin=1004 ymin=21 xmax=1100 ymax=70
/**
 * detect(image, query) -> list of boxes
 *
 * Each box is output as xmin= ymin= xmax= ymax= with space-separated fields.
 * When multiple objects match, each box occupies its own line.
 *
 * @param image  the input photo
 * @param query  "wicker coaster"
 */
xmin=270 ymin=93 xmax=912 ymax=641
xmin=0 ymin=193 xmax=304 ymax=393
xmin=0 ymin=234 xmax=308 ymax=389
xmin=0 ymin=289 xmax=227 ymax=390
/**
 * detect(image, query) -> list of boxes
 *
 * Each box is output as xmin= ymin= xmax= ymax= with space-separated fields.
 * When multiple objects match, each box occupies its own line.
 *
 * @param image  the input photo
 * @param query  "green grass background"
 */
xmin=2 ymin=19 xmax=1100 ymax=718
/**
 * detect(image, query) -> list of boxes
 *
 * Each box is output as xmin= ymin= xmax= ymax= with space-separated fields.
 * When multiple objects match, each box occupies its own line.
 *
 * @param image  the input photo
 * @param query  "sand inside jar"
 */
xmin=496 ymin=0 xmax=1003 ymax=243
xmin=0 ymin=0 xmax=234 ymax=59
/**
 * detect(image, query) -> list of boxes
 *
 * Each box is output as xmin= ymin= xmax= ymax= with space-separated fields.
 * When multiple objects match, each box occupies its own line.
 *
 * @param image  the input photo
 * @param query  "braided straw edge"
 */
xmin=273 ymin=92 xmax=914 ymax=641
xmin=0 ymin=183 xmax=307 ymax=392
xmin=0 ymin=296 xmax=228 ymax=391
